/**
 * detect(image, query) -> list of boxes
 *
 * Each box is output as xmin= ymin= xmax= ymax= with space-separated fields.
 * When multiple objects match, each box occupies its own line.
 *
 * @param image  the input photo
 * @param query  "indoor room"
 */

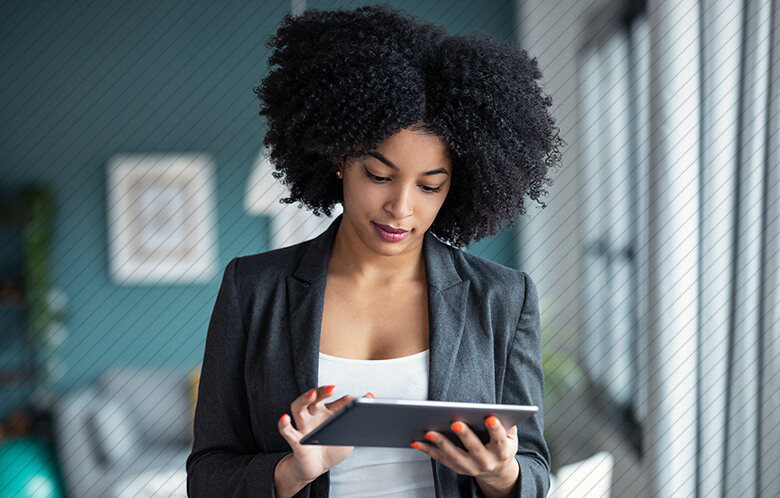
xmin=1 ymin=0 xmax=777 ymax=496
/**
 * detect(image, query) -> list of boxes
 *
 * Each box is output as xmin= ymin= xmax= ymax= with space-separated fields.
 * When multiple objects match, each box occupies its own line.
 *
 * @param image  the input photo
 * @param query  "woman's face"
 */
xmin=339 ymin=127 xmax=452 ymax=258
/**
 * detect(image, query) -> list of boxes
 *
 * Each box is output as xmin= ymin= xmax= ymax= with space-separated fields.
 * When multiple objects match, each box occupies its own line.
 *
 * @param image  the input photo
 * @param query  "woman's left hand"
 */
xmin=411 ymin=416 xmax=520 ymax=498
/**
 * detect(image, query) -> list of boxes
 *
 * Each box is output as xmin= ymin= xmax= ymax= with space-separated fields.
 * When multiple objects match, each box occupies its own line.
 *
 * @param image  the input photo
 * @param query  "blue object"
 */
xmin=0 ymin=437 xmax=65 ymax=498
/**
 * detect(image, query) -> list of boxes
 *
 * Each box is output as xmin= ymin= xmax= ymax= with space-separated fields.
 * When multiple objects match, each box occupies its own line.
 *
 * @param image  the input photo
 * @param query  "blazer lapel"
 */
xmin=286 ymin=217 xmax=341 ymax=394
xmin=424 ymin=233 xmax=470 ymax=401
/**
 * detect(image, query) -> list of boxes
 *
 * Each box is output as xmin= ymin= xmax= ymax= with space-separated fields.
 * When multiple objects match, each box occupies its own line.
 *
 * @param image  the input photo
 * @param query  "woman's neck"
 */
xmin=328 ymin=223 xmax=425 ymax=284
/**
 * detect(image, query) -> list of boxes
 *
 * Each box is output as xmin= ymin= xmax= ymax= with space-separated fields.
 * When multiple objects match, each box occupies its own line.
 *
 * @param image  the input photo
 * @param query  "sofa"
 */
xmin=54 ymin=367 xmax=196 ymax=498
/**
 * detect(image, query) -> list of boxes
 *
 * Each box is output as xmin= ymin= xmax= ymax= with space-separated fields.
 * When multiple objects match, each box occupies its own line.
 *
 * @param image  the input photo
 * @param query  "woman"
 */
xmin=187 ymin=5 xmax=561 ymax=498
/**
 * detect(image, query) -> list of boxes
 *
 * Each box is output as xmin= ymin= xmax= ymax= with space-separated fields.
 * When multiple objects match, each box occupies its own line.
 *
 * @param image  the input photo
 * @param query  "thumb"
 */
xmin=278 ymin=413 xmax=303 ymax=449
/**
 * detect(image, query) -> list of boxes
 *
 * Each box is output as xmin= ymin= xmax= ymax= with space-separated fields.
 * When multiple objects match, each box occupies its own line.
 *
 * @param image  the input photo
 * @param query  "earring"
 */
xmin=336 ymin=170 xmax=343 ymax=179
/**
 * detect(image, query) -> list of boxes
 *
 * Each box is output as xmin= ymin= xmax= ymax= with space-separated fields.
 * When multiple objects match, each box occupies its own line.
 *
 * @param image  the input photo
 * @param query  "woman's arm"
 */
xmin=500 ymin=273 xmax=551 ymax=497
xmin=186 ymin=258 xmax=296 ymax=497
xmin=186 ymin=258 xmax=355 ymax=497
xmin=274 ymin=387 xmax=357 ymax=497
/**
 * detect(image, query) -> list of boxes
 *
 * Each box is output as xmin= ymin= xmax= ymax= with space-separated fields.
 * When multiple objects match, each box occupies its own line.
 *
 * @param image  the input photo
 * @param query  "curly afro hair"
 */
xmin=254 ymin=5 xmax=561 ymax=247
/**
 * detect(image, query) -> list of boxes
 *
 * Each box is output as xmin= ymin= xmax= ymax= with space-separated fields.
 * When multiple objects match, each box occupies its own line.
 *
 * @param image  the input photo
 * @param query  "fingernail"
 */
xmin=365 ymin=392 xmax=375 ymax=398
xmin=424 ymin=432 xmax=436 ymax=442
xmin=307 ymin=389 xmax=316 ymax=399
xmin=411 ymin=442 xmax=422 ymax=450
xmin=325 ymin=385 xmax=336 ymax=395
xmin=451 ymin=421 xmax=464 ymax=433
xmin=486 ymin=416 xmax=498 ymax=428
xmin=280 ymin=413 xmax=289 ymax=424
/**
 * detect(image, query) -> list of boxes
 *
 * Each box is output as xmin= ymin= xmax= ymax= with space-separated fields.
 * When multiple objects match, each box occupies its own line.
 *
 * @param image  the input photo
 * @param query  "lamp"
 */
xmin=244 ymin=147 xmax=340 ymax=249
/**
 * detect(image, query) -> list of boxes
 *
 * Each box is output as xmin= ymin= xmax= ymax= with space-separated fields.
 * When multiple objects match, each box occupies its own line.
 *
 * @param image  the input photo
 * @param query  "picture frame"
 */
xmin=106 ymin=153 xmax=217 ymax=285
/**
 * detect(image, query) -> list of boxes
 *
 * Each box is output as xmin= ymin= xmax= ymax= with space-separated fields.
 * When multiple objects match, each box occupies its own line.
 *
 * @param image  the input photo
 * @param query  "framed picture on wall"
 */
xmin=106 ymin=153 xmax=217 ymax=285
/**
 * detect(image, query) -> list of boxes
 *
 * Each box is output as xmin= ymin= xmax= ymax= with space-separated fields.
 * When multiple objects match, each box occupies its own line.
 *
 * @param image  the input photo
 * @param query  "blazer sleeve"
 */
xmin=505 ymin=273 xmax=551 ymax=498
xmin=186 ymin=258 xmax=290 ymax=497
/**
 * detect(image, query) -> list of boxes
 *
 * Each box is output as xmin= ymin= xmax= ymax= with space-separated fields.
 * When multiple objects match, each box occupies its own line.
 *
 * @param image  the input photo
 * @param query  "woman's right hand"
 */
xmin=274 ymin=385 xmax=366 ymax=496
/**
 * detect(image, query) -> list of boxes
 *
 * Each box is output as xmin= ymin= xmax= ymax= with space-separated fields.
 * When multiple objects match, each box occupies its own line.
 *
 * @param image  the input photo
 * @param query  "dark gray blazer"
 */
xmin=187 ymin=217 xmax=550 ymax=497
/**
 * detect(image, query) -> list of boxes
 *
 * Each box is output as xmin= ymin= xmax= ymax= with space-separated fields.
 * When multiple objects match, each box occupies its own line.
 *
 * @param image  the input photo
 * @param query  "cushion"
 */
xmin=99 ymin=367 xmax=192 ymax=447
xmin=87 ymin=396 xmax=140 ymax=467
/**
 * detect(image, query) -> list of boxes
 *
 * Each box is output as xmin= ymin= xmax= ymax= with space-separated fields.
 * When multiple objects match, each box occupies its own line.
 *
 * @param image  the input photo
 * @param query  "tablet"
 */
xmin=299 ymin=398 xmax=538 ymax=449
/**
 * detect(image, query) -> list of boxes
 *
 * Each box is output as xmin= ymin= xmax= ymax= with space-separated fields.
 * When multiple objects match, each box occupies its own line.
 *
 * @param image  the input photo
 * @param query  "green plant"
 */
xmin=19 ymin=187 xmax=55 ymax=346
xmin=539 ymin=303 xmax=584 ymax=466
xmin=540 ymin=302 xmax=584 ymax=407
xmin=18 ymin=186 xmax=60 ymax=398
xmin=542 ymin=329 xmax=584 ymax=407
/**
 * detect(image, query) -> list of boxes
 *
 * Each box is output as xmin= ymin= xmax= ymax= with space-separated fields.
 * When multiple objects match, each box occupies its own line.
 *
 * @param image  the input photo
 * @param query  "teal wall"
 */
xmin=0 ymin=0 xmax=519 ymax=398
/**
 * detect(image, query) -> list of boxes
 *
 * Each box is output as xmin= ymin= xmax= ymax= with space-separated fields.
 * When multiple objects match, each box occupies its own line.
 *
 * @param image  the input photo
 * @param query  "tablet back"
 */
xmin=300 ymin=398 xmax=538 ymax=448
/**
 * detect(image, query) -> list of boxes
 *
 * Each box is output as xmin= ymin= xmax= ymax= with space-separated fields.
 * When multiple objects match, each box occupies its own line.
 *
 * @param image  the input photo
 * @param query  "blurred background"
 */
xmin=0 ymin=0 xmax=777 ymax=497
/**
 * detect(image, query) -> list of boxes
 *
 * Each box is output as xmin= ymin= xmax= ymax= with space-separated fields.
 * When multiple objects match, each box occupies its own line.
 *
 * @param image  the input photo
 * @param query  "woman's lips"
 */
xmin=373 ymin=222 xmax=410 ymax=242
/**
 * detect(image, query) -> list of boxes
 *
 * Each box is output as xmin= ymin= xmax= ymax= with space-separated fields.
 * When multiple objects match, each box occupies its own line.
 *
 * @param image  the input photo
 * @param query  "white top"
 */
xmin=317 ymin=350 xmax=436 ymax=497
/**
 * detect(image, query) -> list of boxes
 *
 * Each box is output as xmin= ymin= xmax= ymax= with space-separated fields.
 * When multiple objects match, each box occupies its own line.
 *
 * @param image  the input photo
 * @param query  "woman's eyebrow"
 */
xmin=367 ymin=151 xmax=450 ymax=176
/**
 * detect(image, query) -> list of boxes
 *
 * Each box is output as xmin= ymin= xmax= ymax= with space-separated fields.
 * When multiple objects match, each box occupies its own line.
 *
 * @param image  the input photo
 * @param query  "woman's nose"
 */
xmin=384 ymin=186 xmax=413 ymax=219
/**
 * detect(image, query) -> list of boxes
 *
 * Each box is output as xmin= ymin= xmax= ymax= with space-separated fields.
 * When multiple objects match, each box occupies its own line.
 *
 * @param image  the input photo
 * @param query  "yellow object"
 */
xmin=189 ymin=365 xmax=201 ymax=440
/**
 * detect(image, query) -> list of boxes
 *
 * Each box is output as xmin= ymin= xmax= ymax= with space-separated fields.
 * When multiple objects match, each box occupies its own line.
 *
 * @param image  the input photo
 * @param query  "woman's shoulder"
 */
xmin=435 ymin=238 xmax=534 ymax=295
xmin=439 ymin=244 xmax=540 ymax=325
xmin=451 ymin=245 xmax=529 ymax=284
xmin=227 ymin=238 xmax=314 ymax=284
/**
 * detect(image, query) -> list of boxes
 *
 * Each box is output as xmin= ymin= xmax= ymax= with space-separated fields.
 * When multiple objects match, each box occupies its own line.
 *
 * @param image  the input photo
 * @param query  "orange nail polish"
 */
xmin=425 ymin=432 xmax=436 ymax=442
xmin=307 ymin=389 xmax=316 ymax=399
xmin=451 ymin=421 xmax=464 ymax=433
xmin=411 ymin=442 xmax=422 ymax=450
xmin=365 ymin=392 xmax=375 ymax=398
xmin=486 ymin=416 xmax=498 ymax=428
xmin=280 ymin=413 xmax=289 ymax=424
xmin=325 ymin=385 xmax=336 ymax=395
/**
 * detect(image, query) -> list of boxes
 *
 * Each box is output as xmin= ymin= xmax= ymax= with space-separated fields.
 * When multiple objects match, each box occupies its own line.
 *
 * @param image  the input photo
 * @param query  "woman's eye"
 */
xmin=362 ymin=165 xmax=443 ymax=193
xmin=363 ymin=166 xmax=389 ymax=182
